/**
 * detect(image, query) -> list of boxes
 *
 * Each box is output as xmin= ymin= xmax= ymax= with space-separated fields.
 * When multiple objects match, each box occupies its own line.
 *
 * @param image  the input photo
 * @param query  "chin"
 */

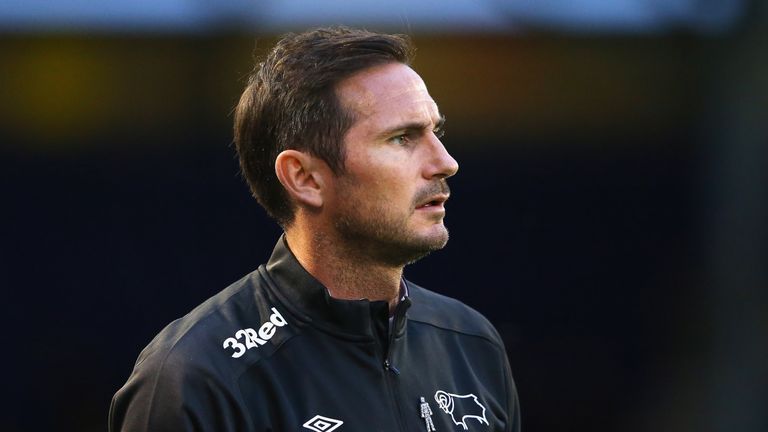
xmin=415 ymin=222 xmax=449 ymax=244
xmin=404 ymin=227 xmax=450 ymax=260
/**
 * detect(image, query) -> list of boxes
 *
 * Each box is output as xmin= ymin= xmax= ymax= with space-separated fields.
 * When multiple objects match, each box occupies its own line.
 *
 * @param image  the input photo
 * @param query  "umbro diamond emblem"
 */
xmin=303 ymin=415 xmax=344 ymax=432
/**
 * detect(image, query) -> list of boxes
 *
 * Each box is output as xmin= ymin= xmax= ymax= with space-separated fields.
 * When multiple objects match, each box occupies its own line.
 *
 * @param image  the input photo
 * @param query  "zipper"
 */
xmin=381 ymin=299 xmax=408 ymax=431
xmin=384 ymin=359 xmax=400 ymax=375
xmin=383 ymin=310 xmax=400 ymax=374
xmin=380 ymin=341 xmax=407 ymax=432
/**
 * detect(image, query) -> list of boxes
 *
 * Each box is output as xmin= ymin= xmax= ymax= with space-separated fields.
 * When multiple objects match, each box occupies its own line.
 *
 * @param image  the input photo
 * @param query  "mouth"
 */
xmin=415 ymin=194 xmax=449 ymax=210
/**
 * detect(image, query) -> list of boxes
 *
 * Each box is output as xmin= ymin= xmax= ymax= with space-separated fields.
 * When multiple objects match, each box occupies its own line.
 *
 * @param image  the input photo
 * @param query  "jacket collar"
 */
xmin=260 ymin=235 xmax=411 ymax=340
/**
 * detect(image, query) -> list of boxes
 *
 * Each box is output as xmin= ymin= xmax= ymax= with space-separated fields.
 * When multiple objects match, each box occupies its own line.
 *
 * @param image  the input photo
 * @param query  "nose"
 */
xmin=425 ymin=133 xmax=459 ymax=179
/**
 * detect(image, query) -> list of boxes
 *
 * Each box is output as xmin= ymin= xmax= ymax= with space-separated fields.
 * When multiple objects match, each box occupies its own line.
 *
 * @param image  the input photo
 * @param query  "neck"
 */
xmin=284 ymin=226 xmax=403 ymax=313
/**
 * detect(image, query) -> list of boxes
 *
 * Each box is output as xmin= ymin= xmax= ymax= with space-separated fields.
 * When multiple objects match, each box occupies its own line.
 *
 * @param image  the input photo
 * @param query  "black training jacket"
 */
xmin=110 ymin=237 xmax=520 ymax=432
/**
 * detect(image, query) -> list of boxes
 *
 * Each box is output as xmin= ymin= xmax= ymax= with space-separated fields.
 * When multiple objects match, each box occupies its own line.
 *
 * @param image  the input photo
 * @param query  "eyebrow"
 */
xmin=378 ymin=114 xmax=446 ymax=138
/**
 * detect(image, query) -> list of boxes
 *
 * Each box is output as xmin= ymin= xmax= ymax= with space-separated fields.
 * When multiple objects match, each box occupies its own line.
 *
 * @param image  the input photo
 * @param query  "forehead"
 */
xmin=336 ymin=63 xmax=439 ymax=129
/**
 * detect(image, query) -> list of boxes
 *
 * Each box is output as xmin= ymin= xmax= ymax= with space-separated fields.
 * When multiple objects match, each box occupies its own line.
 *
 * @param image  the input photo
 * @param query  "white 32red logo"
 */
xmin=222 ymin=307 xmax=287 ymax=358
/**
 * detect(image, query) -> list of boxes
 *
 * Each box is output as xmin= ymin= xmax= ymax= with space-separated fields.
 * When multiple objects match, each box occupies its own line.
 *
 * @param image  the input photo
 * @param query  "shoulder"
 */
xmin=405 ymin=280 xmax=504 ymax=349
xmin=110 ymin=270 xmax=276 ymax=430
xmin=131 ymin=269 xmax=278 ymax=382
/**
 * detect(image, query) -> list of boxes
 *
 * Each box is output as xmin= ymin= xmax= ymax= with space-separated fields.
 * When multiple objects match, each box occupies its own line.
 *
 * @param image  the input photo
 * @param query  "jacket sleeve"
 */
xmin=502 ymin=349 xmax=521 ymax=432
xmin=490 ymin=323 xmax=521 ymax=432
xmin=109 ymin=350 xmax=249 ymax=432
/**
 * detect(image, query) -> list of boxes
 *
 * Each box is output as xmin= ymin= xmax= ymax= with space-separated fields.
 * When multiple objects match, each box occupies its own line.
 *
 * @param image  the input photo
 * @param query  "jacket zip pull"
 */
xmin=384 ymin=359 xmax=400 ymax=375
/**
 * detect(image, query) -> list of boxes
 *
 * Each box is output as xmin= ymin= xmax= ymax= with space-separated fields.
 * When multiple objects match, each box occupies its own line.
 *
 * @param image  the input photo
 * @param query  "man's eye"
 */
xmin=391 ymin=134 xmax=410 ymax=146
xmin=433 ymin=128 xmax=445 ymax=139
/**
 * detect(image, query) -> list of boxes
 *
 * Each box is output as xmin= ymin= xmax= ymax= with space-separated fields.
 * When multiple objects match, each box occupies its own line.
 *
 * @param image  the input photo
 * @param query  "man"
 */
xmin=110 ymin=27 xmax=520 ymax=432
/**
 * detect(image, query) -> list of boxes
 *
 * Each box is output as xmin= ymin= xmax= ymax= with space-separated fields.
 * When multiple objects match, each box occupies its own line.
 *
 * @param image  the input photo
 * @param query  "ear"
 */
xmin=274 ymin=150 xmax=326 ymax=209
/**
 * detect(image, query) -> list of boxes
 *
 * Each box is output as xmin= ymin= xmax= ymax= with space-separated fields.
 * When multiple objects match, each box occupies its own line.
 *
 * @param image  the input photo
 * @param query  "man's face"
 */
xmin=328 ymin=62 xmax=459 ymax=265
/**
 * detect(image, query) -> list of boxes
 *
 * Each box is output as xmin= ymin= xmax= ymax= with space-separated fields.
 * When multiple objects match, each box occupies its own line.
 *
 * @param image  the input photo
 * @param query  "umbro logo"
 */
xmin=302 ymin=415 xmax=344 ymax=432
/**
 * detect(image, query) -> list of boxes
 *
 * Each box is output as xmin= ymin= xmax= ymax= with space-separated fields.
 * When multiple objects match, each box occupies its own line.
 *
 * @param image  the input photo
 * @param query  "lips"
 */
xmin=416 ymin=194 xmax=449 ymax=209
xmin=414 ymin=181 xmax=451 ymax=210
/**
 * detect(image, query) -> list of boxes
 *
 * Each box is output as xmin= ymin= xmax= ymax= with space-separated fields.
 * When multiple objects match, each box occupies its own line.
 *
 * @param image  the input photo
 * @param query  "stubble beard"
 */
xmin=333 ymin=183 xmax=450 ymax=267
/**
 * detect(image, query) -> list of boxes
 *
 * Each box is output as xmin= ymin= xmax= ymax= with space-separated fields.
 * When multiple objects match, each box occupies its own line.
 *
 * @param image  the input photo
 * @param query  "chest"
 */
xmin=237 ymin=329 xmax=509 ymax=432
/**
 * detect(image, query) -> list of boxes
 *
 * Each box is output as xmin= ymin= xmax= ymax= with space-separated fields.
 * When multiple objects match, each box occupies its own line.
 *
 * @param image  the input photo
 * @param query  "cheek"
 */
xmin=371 ymin=170 xmax=414 ymax=204
xmin=344 ymin=149 xmax=418 ymax=204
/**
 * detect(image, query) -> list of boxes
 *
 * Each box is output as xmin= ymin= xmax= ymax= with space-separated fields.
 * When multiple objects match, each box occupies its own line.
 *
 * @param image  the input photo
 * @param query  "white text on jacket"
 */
xmin=222 ymin=307 xmax=287 ymax=358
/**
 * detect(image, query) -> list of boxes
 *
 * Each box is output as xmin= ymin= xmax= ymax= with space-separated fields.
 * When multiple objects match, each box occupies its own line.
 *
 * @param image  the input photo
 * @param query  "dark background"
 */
xmin=1 ymin=4 xmax=766 ymax=432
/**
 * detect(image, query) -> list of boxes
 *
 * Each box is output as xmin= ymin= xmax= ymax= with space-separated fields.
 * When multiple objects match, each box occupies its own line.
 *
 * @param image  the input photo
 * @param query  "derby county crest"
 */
xmin=434 ymin=390 xmax=489 ymax=430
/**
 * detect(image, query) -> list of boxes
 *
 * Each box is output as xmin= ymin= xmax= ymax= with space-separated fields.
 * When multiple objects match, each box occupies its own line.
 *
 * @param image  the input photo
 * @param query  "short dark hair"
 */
xmin=233 ymin=27 xmax=414 ymax=226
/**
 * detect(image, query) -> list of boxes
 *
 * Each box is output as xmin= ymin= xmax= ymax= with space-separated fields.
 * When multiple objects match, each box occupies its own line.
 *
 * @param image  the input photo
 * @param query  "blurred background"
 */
xmin=1 ymin=1 xmax=766 ymax=431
